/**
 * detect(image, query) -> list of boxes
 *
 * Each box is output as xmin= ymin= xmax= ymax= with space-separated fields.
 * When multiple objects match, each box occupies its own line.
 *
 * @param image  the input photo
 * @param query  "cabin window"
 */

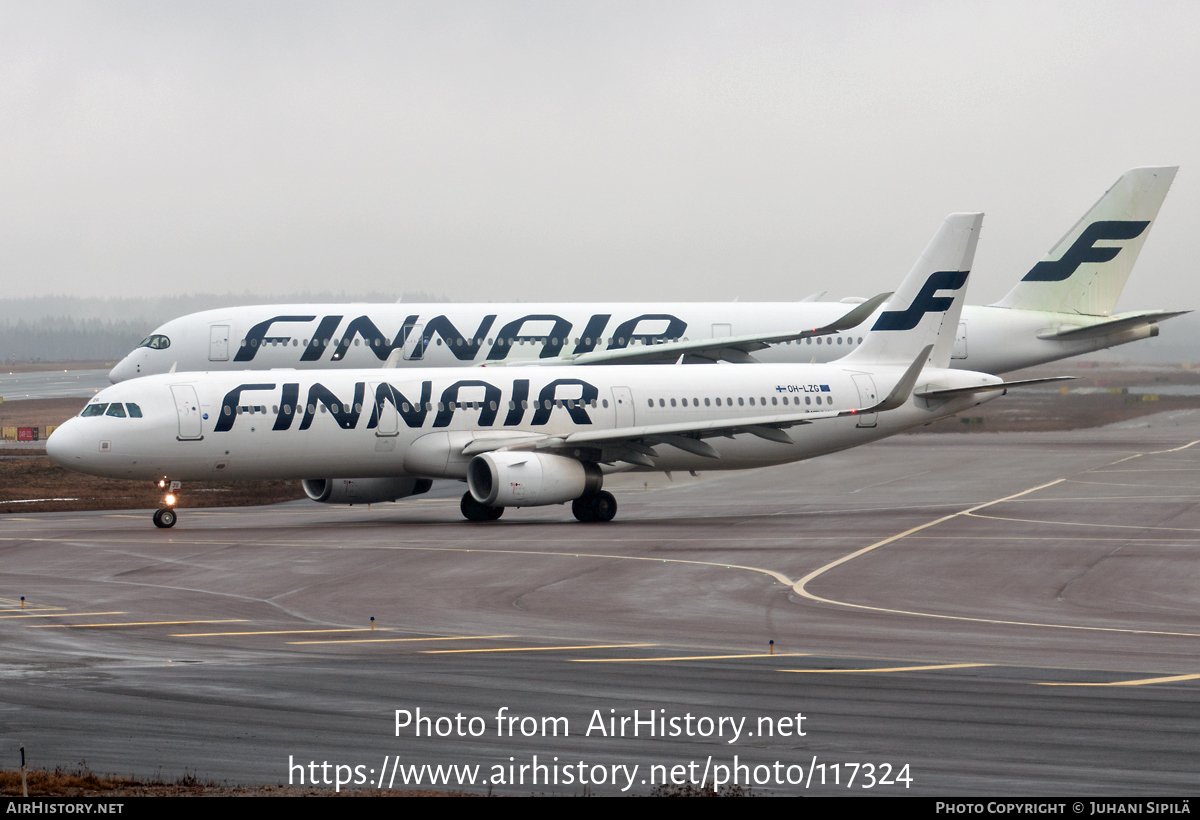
xmin=670 ymin=398 xmax=677 ymax=407
xmin=601 ymin=399 xmax=609 ymax=408
xmin=738 ymin=397 xmax=745 ymax=406
xmin=748 ymin=397 xmax=755 ymax=406
xmin=772 ymin=396 xmax=778 ymax=405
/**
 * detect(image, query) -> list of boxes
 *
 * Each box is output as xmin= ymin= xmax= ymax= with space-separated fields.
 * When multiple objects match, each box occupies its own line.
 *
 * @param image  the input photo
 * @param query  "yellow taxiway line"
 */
xmin=1037 ymin=673 xmax=1200 ymax=687
xmin=290 ymin=634 xmax=514 ymax=645
xmin=175 ymin=629 xmax=374 ymax=637
xmin=778 ymin=663 xmax=992 ymax=674
xmin=0 ymin=612 xmax=125 ymax=620
xmin=421 ymin=643 xmax=657 ymax=655
xmin=30 ymin=619 xmax=249 ymax=629
xmin=573 ymin=652 xmax=809 ymax=663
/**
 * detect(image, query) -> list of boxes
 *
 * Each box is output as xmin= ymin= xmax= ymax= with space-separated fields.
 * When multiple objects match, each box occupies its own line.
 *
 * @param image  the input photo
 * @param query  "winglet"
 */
xmin=383 ymin=348 xmax=403 ymax=369
xmin=815 ymin=292 xmax=892 ymax=334
xmin=865 ymin=344 xmax=932 ymax=413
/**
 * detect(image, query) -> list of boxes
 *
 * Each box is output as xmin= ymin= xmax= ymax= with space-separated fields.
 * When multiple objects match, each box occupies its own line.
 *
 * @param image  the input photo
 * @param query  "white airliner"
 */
xmin=108 ymin=167 xmax=1183 ymax=384
xmin=49 ymin=214 xmax=1069 ymax=528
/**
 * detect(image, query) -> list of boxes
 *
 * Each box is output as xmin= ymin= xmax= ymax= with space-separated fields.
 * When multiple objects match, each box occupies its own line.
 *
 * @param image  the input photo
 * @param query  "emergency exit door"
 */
xmin=209 ymin=325 xmax=230 ymax=361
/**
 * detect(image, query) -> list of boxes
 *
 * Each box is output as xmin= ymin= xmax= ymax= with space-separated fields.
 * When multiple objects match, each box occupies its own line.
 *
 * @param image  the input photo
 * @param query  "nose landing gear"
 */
xmin=153 ymin=479 xmax=180 ymax=528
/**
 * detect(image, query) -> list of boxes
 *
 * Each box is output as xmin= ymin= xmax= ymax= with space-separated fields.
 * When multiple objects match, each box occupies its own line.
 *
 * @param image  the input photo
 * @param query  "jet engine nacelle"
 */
xmin=302 ymin=477 xmax=433 ymax=505
xmin=467 ymin=452 xmax=602 ymax=507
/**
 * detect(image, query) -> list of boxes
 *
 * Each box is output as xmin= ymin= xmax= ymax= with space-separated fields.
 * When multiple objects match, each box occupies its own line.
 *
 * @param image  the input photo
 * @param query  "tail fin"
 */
xmin=993 ymin=166 xmax=1176 ymax=316
xmin=844 ymin=212 xmax=982 ymax=368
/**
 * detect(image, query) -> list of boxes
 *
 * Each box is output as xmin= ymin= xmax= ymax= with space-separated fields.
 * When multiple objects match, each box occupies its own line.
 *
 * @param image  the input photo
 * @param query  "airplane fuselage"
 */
xmin=108 ymin=301 xmax=1155 ymax=383
xmin=53 ymin=362 xmax=1002 ymax=483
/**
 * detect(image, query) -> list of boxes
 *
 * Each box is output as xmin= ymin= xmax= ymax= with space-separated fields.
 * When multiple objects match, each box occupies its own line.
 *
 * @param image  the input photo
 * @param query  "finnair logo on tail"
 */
xmin=1022 ymin=220 xmax=1149 ymax=283
xmin=872 ymin=270 xmax=969 ymax=331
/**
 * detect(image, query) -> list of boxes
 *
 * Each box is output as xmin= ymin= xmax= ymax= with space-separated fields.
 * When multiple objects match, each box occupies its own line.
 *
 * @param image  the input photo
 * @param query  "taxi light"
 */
xmin=158 ymin=479 xmax=166 ymax=488
xmin=165 ymin=494 xmax=177 ymax=506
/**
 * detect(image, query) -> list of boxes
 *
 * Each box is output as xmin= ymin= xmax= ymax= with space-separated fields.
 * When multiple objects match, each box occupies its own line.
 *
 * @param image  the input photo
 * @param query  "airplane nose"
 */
xmin=46 ymin=424 xmax=84 ymax=467
xmin=108 ymin=359 xmax=132 ymax=384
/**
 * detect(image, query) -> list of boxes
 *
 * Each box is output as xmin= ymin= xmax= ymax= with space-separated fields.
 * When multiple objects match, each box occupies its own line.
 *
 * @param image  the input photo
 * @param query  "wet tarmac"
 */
xmin=2 ymin=414 xmax=1199 ymax=795
xmin=0 ymin=370 xmax=110 ymax=401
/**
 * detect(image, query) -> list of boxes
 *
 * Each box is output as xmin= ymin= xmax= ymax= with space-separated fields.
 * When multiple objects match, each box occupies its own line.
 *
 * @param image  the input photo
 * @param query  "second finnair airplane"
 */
xmin=50 ymin=214 xmax=1069 ymax=528
xmin=108 ymin=167 xmax=1183 ymax=383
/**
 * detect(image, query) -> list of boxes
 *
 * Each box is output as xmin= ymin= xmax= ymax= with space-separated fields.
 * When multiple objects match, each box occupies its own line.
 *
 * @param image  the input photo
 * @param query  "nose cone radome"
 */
xmin=46 ymin=423 xmax=84 ymax=468
xmin=108 ymin=357 xmax=135 ymax=384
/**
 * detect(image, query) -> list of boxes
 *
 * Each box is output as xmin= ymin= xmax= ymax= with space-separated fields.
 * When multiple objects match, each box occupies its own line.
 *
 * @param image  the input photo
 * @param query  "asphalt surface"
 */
xmin=2 ymin=411 xmax=1199 ymax=795
xmin=0 ymin=369 xmax=110 ymax=400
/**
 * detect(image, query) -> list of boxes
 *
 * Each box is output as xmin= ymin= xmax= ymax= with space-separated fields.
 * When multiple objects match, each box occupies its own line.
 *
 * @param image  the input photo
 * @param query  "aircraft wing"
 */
xmin=463 ymin=345 xmax=930 ymax=467
xmin=484 ymin=292 xmax=891 ymax=367
xmin=1035 ymin=310 xmax=1190 ymax=341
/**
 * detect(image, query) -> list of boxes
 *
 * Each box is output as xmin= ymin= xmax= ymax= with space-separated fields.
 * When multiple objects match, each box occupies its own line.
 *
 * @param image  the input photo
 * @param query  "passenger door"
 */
xmin=209 ymin=325 xmax=230 ymax=361
xmin=170 ymin=385 xmax=204 ymax=440
xmin=952 ymin=322 xmax=968 ymax=360
xmin=611 ymin=386 xmax=634 ymax=427
xmin=370 ymin=383 xmax=398 ymax=437
xmin=402 ymin=323 xmax=424 ymax=360
xmin=851 ymin=375 xmax=878 ymax=428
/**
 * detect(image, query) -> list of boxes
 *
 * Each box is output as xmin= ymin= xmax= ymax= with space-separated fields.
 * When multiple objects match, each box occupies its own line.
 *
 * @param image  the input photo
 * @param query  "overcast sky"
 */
xmin=1 ymin=1 xmax=1198 ymax=311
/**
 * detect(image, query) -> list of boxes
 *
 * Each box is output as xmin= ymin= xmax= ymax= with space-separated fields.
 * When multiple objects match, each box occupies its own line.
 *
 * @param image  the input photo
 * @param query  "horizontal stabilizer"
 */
xmin=1035 ymin=310 xmax=1189 ymax=341
xmin=915 ymin=376 xmax=1075 ymax=399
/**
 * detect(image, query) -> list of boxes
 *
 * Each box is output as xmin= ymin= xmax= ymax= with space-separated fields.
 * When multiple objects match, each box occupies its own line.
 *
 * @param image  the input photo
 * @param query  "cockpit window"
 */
xmin=126 ymin=403 xmax=143 ymax=418
xmin=138 ymin=334 xmax=171 ymax=350
xmin=80 ymin=403 xmax=109 ymax=417
xmin=105 ymin=403 xmax=127 ymax=418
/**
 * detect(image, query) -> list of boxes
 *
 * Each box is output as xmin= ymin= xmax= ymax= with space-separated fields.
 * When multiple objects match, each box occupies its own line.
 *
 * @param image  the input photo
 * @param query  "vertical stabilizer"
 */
xmin=844 ymin=213 xmax=982 ymax=368
xmin=993 ymin=167 xmax=1176 ymax=316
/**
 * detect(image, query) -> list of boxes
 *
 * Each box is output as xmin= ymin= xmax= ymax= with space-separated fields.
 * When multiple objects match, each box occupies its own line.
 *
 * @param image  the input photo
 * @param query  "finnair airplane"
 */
xmin=108 ymin=167 xmax=1183 ymax=384
xmin=49 ymin=214 xmax=1067 ymax=528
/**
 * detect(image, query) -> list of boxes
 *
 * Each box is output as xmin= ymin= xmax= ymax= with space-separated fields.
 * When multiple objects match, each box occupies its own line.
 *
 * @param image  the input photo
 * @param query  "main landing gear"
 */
xmin=572 ymin=491 xmax=617 ymax=523
xmin=461 ymin=492 xmax=504 ymax=522
xmin=153 ymin=479 xmax=180 ymax=528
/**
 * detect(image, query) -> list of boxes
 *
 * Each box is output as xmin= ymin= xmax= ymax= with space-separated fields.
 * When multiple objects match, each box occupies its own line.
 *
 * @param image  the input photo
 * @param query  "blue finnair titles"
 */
xmin=108 ymin=168 xmax=1185 ymax=384
xmin=45 ymin=213 xmax=1070 ymax=527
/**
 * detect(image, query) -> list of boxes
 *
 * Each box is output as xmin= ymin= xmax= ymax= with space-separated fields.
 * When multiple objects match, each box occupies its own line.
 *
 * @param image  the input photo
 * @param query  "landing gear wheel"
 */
xmin=573 ymin=491 xmax=617 ymax=523
xmin=153 ymin=508 xmax=177 ymax=529
xmin=572 ymin=497 xmax=596 ymax=522
xmin=461 ymin=492 xmax=503 ymax=522
xmin=591 ymin=491 xmax=617 ymax=522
